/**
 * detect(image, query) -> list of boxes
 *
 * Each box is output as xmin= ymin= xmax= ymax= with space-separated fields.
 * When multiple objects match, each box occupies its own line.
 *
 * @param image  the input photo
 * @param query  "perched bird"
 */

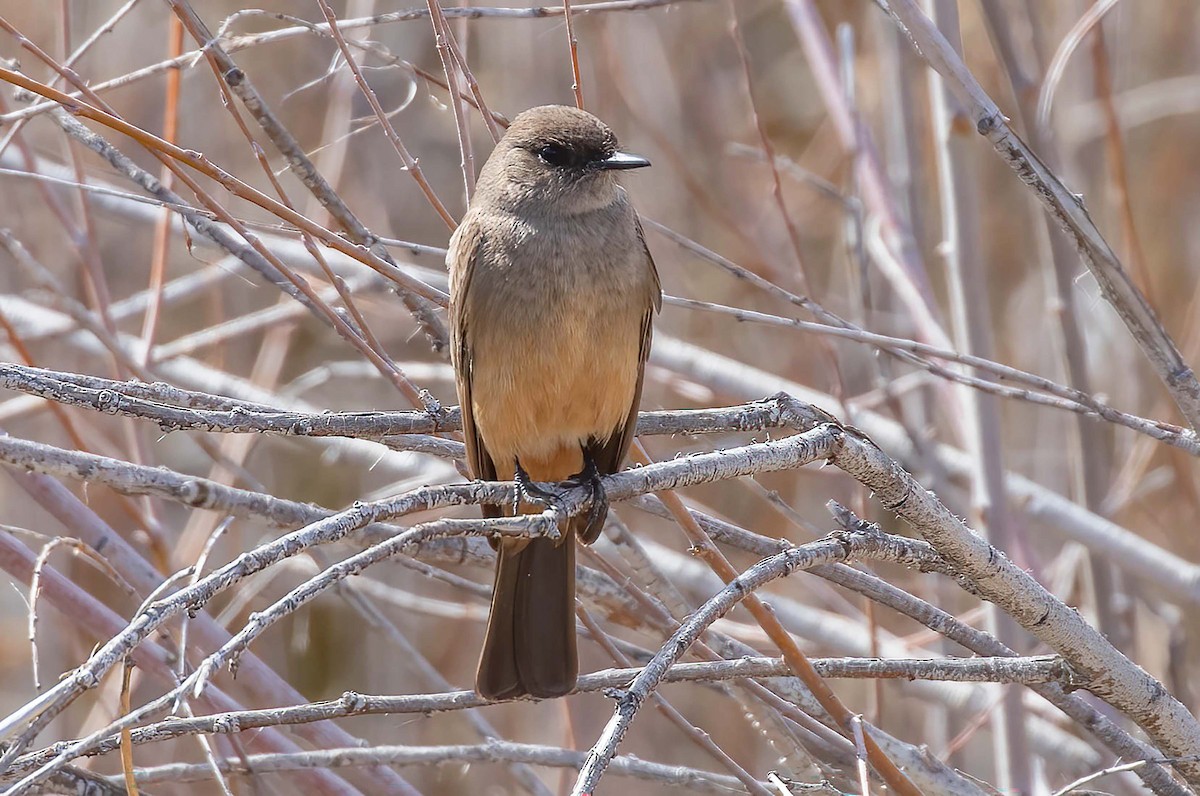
xmin=447 ymin=105 xmax=661 ymax=700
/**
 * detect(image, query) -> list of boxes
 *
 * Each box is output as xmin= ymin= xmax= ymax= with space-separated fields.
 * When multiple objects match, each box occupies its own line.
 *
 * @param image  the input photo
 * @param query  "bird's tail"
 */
xmin=476 ymin=528 xmax=578 ymax=700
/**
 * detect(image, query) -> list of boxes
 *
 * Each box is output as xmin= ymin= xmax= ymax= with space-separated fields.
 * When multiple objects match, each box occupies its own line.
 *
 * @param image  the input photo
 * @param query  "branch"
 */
xmin=0 ymin=65 xmax=448 ymax=309
xmin=0 ymin=532 xmax=361 ymax=796
xmin=820 ymin=414 xmax=1200 ymax=788
xmin=0 ymin=426 xmax=842 ymax=793
xmin=0 ymin=363 xmax=799 ymax=441
xmin=119 ymin=742 xmax=761 ymax=794
xmin=3 ymin=655 xmax=1069 ymax=780
xmin=876 ymin=0 xmax=1200 ymax=430
xmin=572 ymin=526 xmax=935 ymax=794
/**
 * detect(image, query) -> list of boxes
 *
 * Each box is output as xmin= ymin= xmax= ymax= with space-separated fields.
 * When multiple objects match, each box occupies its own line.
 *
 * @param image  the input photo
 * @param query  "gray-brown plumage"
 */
xmin=447 ymin=105 xmax=660 ymax=700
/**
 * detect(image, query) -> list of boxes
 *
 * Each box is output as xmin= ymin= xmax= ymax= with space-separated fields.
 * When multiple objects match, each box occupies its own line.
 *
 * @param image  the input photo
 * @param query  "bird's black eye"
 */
xmin=536 ymin=144 xmax=572 ymax=167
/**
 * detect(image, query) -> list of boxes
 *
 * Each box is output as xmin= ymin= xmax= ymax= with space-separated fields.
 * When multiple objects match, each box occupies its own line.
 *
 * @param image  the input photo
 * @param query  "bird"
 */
xmin=447 ymin=105 xmax=661 ymax=700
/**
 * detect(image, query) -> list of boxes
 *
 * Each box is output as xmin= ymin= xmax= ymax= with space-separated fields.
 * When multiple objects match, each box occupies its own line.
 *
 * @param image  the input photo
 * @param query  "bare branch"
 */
xmin=878 ymin=0 xmax=1200 ymax=430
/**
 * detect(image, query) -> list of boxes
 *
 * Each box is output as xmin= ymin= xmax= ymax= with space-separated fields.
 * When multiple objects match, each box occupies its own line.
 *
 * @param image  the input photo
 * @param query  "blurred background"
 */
xmin=2 ymin=1 xmax=1199 ymax=793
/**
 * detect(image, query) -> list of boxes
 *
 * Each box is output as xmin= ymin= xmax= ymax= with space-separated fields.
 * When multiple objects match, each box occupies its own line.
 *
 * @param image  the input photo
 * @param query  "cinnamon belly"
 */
xmin=470 ymin=301 xmax=641 ymax=482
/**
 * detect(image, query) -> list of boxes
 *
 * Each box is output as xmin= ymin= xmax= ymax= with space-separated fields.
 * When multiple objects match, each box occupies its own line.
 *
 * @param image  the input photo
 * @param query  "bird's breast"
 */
xmin=465 ymin=213 xmax=651 ymax=479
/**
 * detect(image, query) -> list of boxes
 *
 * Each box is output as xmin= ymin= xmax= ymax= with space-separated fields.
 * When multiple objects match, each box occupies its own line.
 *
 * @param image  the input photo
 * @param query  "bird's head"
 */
xmin=477 ymin=105 xmax=650 ymax=214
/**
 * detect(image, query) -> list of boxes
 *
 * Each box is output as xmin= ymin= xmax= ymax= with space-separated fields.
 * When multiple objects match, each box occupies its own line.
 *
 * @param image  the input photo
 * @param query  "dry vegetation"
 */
xmin=2 ymin=1 xmax=1200 ymax=794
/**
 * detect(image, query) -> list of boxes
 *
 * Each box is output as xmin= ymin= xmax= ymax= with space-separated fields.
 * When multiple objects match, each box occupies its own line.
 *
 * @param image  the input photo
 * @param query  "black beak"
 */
xmin=594 ymin=150 xmax=651 ymax=170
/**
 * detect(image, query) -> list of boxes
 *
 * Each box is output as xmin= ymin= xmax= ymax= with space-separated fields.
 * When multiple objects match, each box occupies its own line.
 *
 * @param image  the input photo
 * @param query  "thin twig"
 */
xmin=882 ymin=0 xmax=1200 ymax=431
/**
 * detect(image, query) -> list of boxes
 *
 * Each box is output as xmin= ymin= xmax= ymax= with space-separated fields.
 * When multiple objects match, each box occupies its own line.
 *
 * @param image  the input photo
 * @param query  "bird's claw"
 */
xmin=569 ymin=456 xmax=609 ymax=544
xmin=512 ymin=459 xmax=560 ymax=516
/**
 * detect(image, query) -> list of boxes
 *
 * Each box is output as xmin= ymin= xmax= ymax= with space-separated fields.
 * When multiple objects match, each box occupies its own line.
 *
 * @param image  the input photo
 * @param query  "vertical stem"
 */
xmin=1089 ymin=1 xmax=1151 ymax=297
xmin=836 ymin=22 xmax=884 ymax=728
xmin=979 ymin=1 xmax=1124 ymax=647
xmin=424 ymin=0 xmax=474 ymax=204
xmin=563 ymin=0 xmax=585 ymax=109
xmin=303 ymin=0 xmax=377 ymax=224
xmin=139 ymin=13 xmax=184 ymax=365
xmin=925 ymin=1 xmax=1031 ymax=792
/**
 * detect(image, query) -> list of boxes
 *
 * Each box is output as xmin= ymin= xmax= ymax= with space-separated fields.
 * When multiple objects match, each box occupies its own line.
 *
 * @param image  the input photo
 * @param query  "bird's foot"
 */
xmin=512 ymin=458 xmax=560 ymax=516
xmin=568 ymin=456 xmax=609 ymax=544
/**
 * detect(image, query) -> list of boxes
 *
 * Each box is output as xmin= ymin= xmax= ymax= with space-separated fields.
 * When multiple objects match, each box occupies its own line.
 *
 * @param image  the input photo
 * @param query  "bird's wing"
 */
xmin=582 ymin=215 xmax=661 ymax=543
xmin=449 ymin=217 xmax=500 ymax=517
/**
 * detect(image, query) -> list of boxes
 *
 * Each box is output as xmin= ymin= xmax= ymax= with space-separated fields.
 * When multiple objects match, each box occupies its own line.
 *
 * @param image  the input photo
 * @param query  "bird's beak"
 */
xmin=595 ymin=151 xmax=651 ymax=170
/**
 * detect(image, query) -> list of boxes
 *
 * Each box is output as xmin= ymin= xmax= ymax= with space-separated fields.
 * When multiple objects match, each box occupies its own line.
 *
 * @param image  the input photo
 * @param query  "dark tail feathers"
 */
xmin=475 ymin=533 xmax=577 ymax=700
